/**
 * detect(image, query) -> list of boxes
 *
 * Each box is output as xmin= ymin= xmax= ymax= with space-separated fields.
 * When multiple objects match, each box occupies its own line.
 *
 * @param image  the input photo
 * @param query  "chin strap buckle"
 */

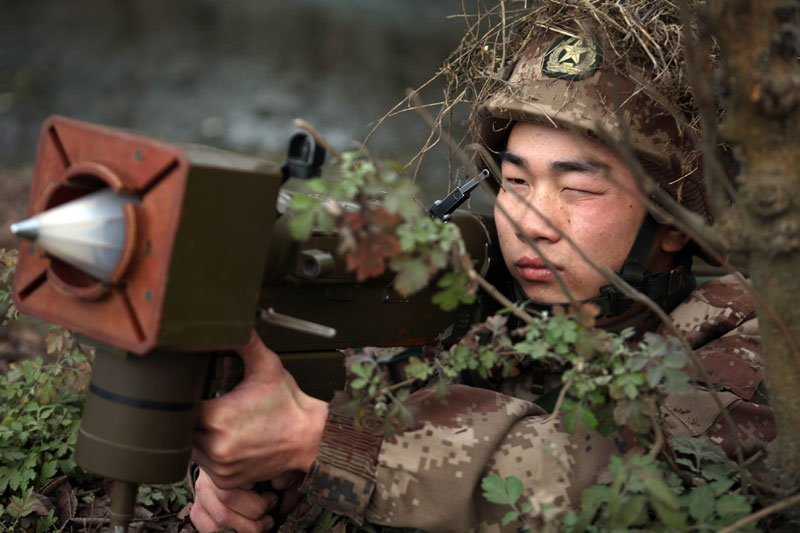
xmin=598 ymin=284 xmax=627 ymax=317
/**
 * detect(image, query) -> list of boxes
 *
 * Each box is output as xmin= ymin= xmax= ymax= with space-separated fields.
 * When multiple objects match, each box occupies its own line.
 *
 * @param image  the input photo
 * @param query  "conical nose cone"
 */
xmin=14 ymin=189 xmax=140 ymax=282
xmin=10 ymin=218 xmax=40 ymax=241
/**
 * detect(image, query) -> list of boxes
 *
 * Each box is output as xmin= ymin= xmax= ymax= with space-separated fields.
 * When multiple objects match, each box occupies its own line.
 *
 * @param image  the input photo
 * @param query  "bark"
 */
xmin=707 ymin=0 xmax=800 ymax=488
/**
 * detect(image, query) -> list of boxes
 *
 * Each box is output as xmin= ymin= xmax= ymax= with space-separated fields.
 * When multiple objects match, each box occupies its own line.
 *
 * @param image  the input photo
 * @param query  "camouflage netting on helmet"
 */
xmin=378 ymin=0 xmax=722 ymax=224
xmin=442 ymin=0 xmax=706 ymax=148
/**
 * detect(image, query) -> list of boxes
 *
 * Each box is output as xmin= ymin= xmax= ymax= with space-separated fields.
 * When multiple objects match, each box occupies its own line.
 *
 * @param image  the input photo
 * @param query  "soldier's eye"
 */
xmin=503 ymin=177 xmax=528 ymax=187
xmin=563 ymin=187 xmax=601 ymax=195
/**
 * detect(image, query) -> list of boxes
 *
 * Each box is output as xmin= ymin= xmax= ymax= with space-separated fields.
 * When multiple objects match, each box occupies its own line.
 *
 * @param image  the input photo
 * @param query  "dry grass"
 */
xmin=370 ymin=0 xmax=709 ymax=178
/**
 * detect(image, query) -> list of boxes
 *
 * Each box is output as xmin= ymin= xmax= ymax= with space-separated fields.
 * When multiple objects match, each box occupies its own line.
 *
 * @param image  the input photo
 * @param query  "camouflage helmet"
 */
xmin=477 ymin=29 xmax=712 ymax=224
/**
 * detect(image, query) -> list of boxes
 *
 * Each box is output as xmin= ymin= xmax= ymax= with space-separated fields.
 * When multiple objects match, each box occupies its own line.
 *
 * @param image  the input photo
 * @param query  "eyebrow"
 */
xmin=500 ymin=151 xmax=609 ymax=175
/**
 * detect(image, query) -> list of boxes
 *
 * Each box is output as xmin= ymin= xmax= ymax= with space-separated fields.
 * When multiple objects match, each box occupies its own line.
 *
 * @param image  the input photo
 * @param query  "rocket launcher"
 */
xmin=9 ymin=116 xmax=504 ymax=530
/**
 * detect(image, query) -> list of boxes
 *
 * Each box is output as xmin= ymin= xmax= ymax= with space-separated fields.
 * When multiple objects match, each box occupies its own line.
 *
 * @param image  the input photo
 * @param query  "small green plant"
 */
xmin=287 ymin=152 xmax=476 ymax=307
xmin=137 ymin=481 xmax=191 ymax=509
xmin=0 ymin=250 xmax=193 ymax=528
xmin=0 ymin=346 xmax=91 ymax=531
xmin=485 ymin=438 xmax=755 ymax=532
xmin=482 ymin=475 xmax=534 ymax=530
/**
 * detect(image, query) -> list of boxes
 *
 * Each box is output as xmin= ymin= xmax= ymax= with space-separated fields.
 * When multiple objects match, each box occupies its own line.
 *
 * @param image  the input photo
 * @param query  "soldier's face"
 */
xmin=494 ymin=123 xmax=648 ymax=303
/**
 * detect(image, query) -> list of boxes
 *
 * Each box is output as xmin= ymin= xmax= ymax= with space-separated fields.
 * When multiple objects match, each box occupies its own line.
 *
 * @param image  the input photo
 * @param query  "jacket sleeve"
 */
xmin=300 ymin=385 xmax=620 ymax=532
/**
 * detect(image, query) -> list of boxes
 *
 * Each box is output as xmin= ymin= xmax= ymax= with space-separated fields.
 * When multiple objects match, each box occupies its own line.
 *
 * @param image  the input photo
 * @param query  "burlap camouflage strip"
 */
xmin=300 ymin=412 xmax=383 ymax=522
xmin=300 ymin=275 xmax=775 ymax=531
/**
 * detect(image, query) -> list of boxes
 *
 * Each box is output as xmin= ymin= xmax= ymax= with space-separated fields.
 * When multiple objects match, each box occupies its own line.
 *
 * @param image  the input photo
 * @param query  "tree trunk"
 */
xmin=709 ymin=0 xmax=800 ymax=489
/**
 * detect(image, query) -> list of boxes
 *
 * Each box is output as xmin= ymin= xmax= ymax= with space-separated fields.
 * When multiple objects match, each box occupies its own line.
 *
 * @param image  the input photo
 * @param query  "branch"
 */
xmin=648 ymin=409 xmax=665 ymax=457
xmin=717 ymin=491 xmax=800 ymax=533
xmin=549 ymin=377 xmax=574 ymax=420
xmin=466 ymin=265 xmax=537 ymax=326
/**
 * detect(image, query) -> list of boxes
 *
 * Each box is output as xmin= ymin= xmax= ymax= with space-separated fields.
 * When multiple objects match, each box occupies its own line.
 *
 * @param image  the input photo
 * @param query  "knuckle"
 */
xmin=203 ymin=407 xmax=231 ymax=432
xmin=216 ymin=488 xmax=236 ymax=506
xmin=206 ymin=440 xmax=235 ymax=464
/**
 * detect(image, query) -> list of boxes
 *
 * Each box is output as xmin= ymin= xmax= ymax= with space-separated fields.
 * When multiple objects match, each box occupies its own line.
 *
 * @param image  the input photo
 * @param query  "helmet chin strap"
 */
xmin=514 ymin=212 xmax=696 ymax=319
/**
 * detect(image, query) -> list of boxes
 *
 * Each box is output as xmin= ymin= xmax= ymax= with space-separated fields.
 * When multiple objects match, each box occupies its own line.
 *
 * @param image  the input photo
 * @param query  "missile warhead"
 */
xmin=9 ymin=218 xmax=40 ymax=241
xmin=10 ymin=189 xmax=140 ymax=282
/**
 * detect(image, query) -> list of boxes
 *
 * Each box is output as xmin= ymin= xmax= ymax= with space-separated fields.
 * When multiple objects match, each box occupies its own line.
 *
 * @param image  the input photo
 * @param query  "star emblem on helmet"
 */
xmin=542 ymin=36 xmax=602 ymax=81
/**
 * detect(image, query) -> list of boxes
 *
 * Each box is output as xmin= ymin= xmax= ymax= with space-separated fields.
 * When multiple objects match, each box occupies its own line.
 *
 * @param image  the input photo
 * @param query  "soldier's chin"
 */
xmin=519 ymin=285 xmax=575 ymax=306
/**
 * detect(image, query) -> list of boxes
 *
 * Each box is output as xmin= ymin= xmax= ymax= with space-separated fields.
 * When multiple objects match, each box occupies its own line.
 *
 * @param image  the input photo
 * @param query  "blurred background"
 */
xmin=0 ymin=0 xmax=494 ymax=251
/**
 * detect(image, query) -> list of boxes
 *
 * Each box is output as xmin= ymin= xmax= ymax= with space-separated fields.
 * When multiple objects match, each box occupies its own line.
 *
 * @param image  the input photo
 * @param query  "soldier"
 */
xmin=189 ymin=26 xmax=775 ymax=533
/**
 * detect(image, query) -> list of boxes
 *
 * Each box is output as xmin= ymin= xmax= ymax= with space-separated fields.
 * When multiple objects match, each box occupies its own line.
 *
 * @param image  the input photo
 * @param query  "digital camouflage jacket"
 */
xmin=298 ymin=275 xmax=776 ymax=532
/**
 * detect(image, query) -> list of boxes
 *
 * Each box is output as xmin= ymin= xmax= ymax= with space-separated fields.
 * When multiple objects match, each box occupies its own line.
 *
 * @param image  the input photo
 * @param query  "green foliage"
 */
xmin=482 ymin=475 xmax=533 ymax=530
xmin=137 ymin=481 xmax=191 ymax=508
xmin=346 ymin=307 xmax=690 ymax=440
xmin=554 ymin=438 xmax=754 ymax=532
xmin=286 ymin=152 xmax=476 ymax=308
xmin=487 ymin=438 xmax=754 ymax=532
xmin=0 ymin=345 xmax=91 ymax=530
xmin=0 ymin=259 xmax=194 ymax=528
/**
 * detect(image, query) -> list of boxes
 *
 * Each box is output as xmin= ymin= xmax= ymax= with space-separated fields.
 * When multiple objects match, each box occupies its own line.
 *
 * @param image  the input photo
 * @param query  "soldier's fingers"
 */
xmin=213 ymin=485 xmax=277 ymax=521
xmin=197 ymin=487 xmax=274 ymax=533
xmin=191 ymin=442 xmax=251 ymax=489
xmin=279 ymin=486 xmax=305 ymax=517
xmin=189 ymin=501 xmax=218 ymax=533
xmin=238 ymin=329 xmax=283 ymax=378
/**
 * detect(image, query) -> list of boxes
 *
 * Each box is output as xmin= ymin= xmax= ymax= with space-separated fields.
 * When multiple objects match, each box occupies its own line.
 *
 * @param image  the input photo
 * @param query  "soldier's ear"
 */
xmin=660 ymin=228 xmax=690 ymax=253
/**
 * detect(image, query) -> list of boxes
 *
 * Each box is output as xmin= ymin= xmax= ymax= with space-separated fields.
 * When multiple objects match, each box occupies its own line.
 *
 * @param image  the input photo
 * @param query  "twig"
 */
xmin=648 ymin=409 xmax=664 ymax=457
xmin=467 ymin=266 xmax=537 ymax=326
xmin=549 ymin=377 xmax=574 ymax=419
xmin=717 ymin=491 xmax=800 ymax=533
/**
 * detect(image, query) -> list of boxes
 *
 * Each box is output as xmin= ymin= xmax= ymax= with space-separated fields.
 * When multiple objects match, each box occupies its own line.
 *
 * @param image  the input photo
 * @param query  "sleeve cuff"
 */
xmin=299 ymin=412 xmax=383 ymax=523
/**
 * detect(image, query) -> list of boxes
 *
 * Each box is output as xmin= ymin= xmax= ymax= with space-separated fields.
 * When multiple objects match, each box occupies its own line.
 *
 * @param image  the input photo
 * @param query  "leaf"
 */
xmin=506 ymin=476 xmax=523 ymax=504
xmin=579 ymin=485 xmax=609 ymax=523
xmin=290 ymin=194 xmax=319 ymax=210
xmin=562 ymin=405 xmax=578 ymax=434
xmin=646 ymin=365 xmax=665 ymax=388
xmin=716 ymin=493 xmax=751 ymax=519
xmin=406 ymin=357 xmax=434 ymax=381
xmin=9 ymin=468 xmax=23 ymax=491
xmin=709 ymin=478 xmax=736 ymax=496
xmin=664 ymin=368 xmax=689 ymax=395
xmin=481 ymin=475 xmax=522 ymax=506
xmin=350 ymin=362 xmax=371 ymax=378
xmin=350 ymin=378 xmax=368 ymax=390
xmin=391 ymin=257 xmax=431 ymax=296
xmin=580 ymin=406 xmax=599 ymax=430
xmin=383 ymin=179 xmax=421 ymax=219
xmin=611 ymin=494 xmax=646 ymax=529
xmin=688 ymin=484 xmax=715 ymax=522
xmin=39 ymin=461 xmax=58 ymax=483
xmin=501 ymin=510 xmax=520 ymax=526
xmin=306 ymin=178 xmax=329 ymax=194
xmin=650 ymin=498 xmax=688 ymax=531
xmin=289 ymin=210 xmax=316 ymax=241
xmin=432 ymin=274 xmax=475 ymax=311
xmin=346 ymin=239 xmax=386 ymax=280
xmin=368 ymin=206 xmax=403 ymax=231
xmin=481 ymin=475 xmax=509 ymax=505
xmin=643 ymin=474 xmax=681 ymax=510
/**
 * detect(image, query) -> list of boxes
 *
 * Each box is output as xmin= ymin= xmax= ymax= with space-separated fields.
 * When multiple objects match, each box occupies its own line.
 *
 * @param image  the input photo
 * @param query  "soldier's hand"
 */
xmin=192 ymin=330 xmax=328 ymax=489
xmin=190 ymin=468 xmax=276 ymax=533
xmin=270 ymin=470 xmax=309 ymax=517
